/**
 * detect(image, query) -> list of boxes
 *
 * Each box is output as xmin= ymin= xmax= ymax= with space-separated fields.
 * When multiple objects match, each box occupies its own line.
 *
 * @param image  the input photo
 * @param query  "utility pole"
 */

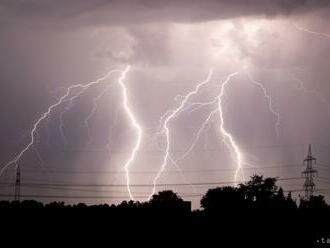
xmin=302 ymin=144 xmax=317 ymax=199
xmin=14 ymin=163 xmax=20 ymax=201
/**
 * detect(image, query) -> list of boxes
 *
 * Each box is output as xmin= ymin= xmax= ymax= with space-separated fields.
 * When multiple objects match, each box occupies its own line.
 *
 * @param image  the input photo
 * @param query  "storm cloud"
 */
xmin=1 ymin=0 xmax=330 ymax=27
xmin=0 ymin=1 xmax=329 ymax=208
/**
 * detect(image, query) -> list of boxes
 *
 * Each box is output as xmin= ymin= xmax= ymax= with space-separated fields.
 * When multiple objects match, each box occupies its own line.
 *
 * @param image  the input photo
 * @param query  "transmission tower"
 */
xmin=302 ymin=144 xmax=317 ymax=199
xmin=14 ymin=163 xmax=20 ymax=201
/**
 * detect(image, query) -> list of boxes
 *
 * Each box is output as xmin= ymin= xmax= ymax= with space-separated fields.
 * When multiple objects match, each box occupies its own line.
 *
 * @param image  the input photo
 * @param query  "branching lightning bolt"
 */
xmin=149 ymin=69 xmax=214 ymax=199
xmin=1 ymin=64 xmax=284 ymax=201
xmin=0 ymin=69 xmax=121 ymax=177
xmin=151 ymin=69 xmax=280 ymax=197
xmin=174 ymin=72 xmax=245 ymax=184
xmin=175 ymin=107 xmax=218 ymax=163
xmin=246 ymin=73 xmax=281 ymax=137
xmin=292 ymin=24 xmax=330 ymax=116
xmin=149 ymin=67 xmax=284 ymax=199
xmin=216 ymin=72 xmax=245 ymax=184
xmin=59 ymin=82 xmax=102 ymax=145
xmin=117 ymin=66 xmax=142 ymax=201
xmin=151 ymin=125 xmax=197 ymax=195
xmin=84 ymin=85 xmax=113 ymax=147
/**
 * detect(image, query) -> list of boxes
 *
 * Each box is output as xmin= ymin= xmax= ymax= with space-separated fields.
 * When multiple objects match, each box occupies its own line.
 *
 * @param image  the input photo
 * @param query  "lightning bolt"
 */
xmin=294 ymin=23 xmax=330 ymax=39
xmin=117 ymin=66 xmax=142 ymax=201
xmin=216 ymin=72 xmax=245 ymax=184
xmin=0 ymin=69 xmax=122 ymax=178
xmin=175 ymin=107 xmax=218 ymax=163
xmin=1 ymin=64 xmax=284 ymax=202
xmin=293 ymin=76 xmax=330 ymax=117
xmin=151 ymin=127 xmax=197 ymax=195
xmin=246 ymin=73 xmax=281 ymax=137
xmin=84 ymin=85 xmax=113 ymax=148
xmin=151 ymin=70 xmax=275 ymax=198
xmin=59 ymin=83 xmax=98 ymax=145
xmin=216 ymin=72 xmax=282 ymax=181
xmin=185 ymin=73 xmax=249 ymax=183
xmin=292 ymin=23 xmax=330 ymax=116
xmin=203 ymin=118 xmax=213 ymax=150
xmin=174 ymin=72 xmax=245 ymax=185
xmin=149 ymin=68 xmax=282 ymax=198
xmin=149 ymin=69 xmax=214 ymax=199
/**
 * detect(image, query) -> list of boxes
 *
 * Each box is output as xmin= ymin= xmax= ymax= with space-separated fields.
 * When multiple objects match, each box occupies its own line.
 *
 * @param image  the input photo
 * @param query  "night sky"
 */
xmin=0 ymin=0 xmax=330 ymax=209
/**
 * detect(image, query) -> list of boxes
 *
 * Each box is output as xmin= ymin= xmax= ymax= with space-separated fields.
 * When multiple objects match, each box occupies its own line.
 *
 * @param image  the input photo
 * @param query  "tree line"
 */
xmin=1 ymin=174 xmax=329 ymax=246
xmin=0 ymin=175 xmax=329 ymax=211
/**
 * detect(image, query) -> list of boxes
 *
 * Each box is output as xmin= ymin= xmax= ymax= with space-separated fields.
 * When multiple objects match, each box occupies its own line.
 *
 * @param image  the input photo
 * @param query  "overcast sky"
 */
xmin=0 ymin=0 xmax=330 ymax=208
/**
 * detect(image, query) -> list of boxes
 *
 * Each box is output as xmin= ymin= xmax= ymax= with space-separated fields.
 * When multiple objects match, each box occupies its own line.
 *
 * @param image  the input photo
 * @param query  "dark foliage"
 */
xmin=1 ymin=175 xmax=329 ymax=246
xmin=201 ymin=175 xmax=298 ymax=211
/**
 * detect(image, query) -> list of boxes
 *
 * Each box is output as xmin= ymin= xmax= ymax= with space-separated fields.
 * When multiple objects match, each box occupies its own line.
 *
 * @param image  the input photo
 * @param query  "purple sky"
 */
xmin=0 ymin=0 xmax=330 ymax=208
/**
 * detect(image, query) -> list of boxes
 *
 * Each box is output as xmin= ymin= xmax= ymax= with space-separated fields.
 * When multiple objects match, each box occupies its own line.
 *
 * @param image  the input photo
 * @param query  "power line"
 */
xmin=10 ymin=162 xmax=328 ymax=176
xmin=1 ymin=188 xmax=330 ymax=201
xmin=0 ymin=193 xmax=202 ymax=199
xmin=17 ymin=164 xmax=304 ymax=175
xmin=0 ymin=177 xmax=303 ymax=188
xmin=2 ymin=143 xmax=323 ymax=154
xmin=0 ymin=182 xmax=306 ymax=196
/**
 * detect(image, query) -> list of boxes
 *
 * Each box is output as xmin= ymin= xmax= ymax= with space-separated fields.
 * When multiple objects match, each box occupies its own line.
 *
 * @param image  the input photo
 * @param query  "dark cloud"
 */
xmin=1 ymin=0 xmax=330 ymax=27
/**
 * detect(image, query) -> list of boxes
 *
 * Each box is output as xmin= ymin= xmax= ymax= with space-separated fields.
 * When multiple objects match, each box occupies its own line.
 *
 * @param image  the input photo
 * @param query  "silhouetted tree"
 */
xmin=45 ymin=201 xmax=66 ymax=209
xmin=201 ymin=175 xmax=298 ymax=211
xmin=20 ymin=200 xmax=44 ymax=208
xmin=75 ymin=203 xmax=87 ymax=208
xmin=148 ymin=190 xmax=189 ymax=212
xmin=0 ymin=201 xmax=10 ymax=208
xmin=271 ymin=188 xmax=297 ymax=209
xmin=90 ymin=204 xmax=109 ymax=209
xmin=239 ymin=175 xmax=278 ymax=208
xmin=300 ymin=195 xmax=329 ymax=210
xmin=117 ymin=200 xmax=143 ymax=209
xmin=149 ymin=190 xmax=182 ymax=204
xmin=285 ymin=192 xmax=297 ymax=209
xmin=201 ymin=186 xmax=245 ymax=212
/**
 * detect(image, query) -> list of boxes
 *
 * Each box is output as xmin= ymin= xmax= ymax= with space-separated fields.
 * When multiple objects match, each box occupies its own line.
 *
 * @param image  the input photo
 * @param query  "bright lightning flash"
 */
xmin=216 ymin=72 xmax=244 ymax=184
xmin=151 ymin=70 xmax=281 ymax=196
xmin=1 ymin=64 xmax=282 ymax=201
xmin=117 ymin=66 xmax=142 ymax=201
xmin=0 ymin=69 xmax=122 ymax=177
xmin=149 ymin=69 xmax=214 ymax=199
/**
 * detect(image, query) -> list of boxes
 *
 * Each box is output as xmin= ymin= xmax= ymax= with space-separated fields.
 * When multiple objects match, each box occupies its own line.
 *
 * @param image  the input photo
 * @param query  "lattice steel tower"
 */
xmin=302 ymin=144 xmax=317 ymax=199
